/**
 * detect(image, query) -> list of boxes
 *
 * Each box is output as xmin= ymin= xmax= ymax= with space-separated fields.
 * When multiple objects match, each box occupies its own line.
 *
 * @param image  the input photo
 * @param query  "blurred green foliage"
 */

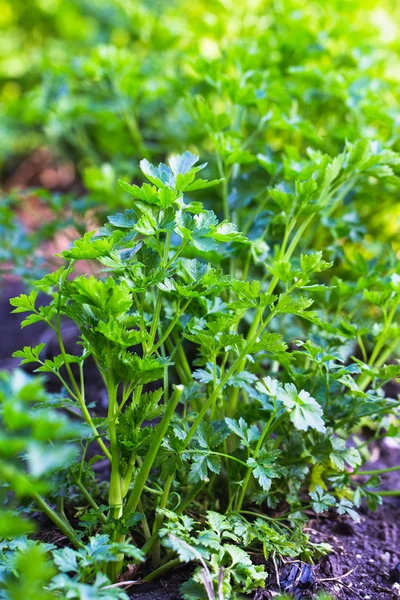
xmin=1 ymin=1 xmax=400 ymax=251
xmin=1 ymin=0 xmax=400 ymax=167
xmin=0 ymin=1 xmax=399 ymax=302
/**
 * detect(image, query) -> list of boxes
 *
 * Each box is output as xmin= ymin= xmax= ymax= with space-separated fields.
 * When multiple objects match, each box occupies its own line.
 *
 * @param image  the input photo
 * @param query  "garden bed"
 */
xmin=127 ymin=496 xmax=400 ymax=600
xmin=32 ymin=482 xmax=400 ymax=600
xmin=1 ymin=3 xmax=400 ymax=598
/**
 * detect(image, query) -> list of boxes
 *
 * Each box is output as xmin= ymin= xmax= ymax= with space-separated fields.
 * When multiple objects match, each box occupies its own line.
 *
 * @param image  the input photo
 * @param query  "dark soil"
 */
xmin=309 ymin=498 xmax=399 ymax=599
xmin=129 ymin=571 xmax=191 ymax=599
xmin=121 ymin=495 xmax=400 ymax=600
xmin=124 ymin=440 xmax=400 ymax=599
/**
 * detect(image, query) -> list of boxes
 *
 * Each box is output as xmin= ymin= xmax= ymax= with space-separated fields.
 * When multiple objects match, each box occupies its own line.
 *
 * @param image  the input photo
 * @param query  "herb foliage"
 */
xmin=1 ymin=1 xmax=400 ymax=598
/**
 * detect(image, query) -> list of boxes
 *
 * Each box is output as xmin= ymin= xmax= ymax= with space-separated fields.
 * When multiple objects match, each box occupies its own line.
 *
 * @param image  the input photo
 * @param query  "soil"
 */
xmin=129 ymin=572 xmax=191 ymax=599
xmin=126 ymin=436 xmax=400 ymax=599
xmin=122 ymin=495 xmax=400 ymax=600
xmin=309 ymin=501 xmax=400 ymax=599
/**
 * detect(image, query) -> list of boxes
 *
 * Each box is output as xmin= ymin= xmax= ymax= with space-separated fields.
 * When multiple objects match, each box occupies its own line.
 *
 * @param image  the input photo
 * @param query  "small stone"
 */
xmin=381 ymin=552 xmax=391 ymax=565
xmin=356 ymin=554 xmax=362 ymax=559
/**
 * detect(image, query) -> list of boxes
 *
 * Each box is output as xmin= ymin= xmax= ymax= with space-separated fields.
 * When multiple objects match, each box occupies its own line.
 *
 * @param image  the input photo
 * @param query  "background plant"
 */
xmin=1 ymin=0 xmax=400 ymax=282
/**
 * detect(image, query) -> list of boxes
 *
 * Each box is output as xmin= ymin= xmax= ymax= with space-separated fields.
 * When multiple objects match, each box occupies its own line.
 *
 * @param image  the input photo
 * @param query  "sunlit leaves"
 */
xmin=277 ymin=384 xmax=326 ymax=433
xmin=138 ymin=152 xmax=223 ymax=194
xmin=33 ymin=267 xmax=69 ymax=292
xmin=95 ymin=321 xmax=147 ymax=347
xmin=12 ymin=344 xmax=46 ymax=365
xmin=169 ymin=152 xmax=200 ymax=176
xmin=330 ymin=438 xmax=361 ymax=471
xmin=300 ymin=252 xmax=332 ymax=274
xmin=3 ymin=4 xmax=400 ymax=596
xmin=252 ymin=332 xmax=288 ymax=354
xmin=68 ymin=276 xmax=132 ymax=317
xmin=175 ymin=209 xmax=247 ymax=251
xmin=10 ymin=290 xmax=38 ymax=314
xmin=61 ymin=232 xmax=114 ymax=260
xmin=107 ymin=209 xmax=137 ymax=228
xmin=114 ymin=353 xmax=170 ymax=387
xmin=6 ymin=140 xmax=400 ymax=600
xmin=255 ymin=376 xmax=280 ymax=399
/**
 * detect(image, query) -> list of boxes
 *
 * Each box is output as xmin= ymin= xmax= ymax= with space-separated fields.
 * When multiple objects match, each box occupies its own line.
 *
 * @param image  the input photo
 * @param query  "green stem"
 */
xmin=151 ymin=299 xmax=192 ymax=353
xmin=370 ymin=303 xmax=397 ymax=367
xmin=176 ymin=480 xmax=206 ymax=515
xmin=107 ymin=376 xmax=123 ymax=521
xmin=57 ymin=497 xmax=70 ymax=527
xmin=32 ymin=493 xmax=81 ymax=548
xmin=229 ymin=215 xmax=311 ymax=416
xmin=75 ymin=480 xmax=107 ymax=523
xmin=356 ymin=465 xmax=400 ymax=476
xmin=124 ymin=385 xmax=183 ymax=517
xmin=151 ymin=473 xmax=174 ymax=566
xmin=183 ymin=312 xmax=274 ymax=449
xmin=115 ymin=382 xmax=136 ymax=418
xmin=183 ymin=450 xmax=248 ymax=468
xmin=173 ymin=335 xmax=192 ymax=383
xmin=282 ymin=214 xmax=314 ymax=263
xmin=146 ymin=231 xmax=172 ymax=352
xmin=121 ymin=453 xmax=136 ymax=498
xmin=164 ymin=240 xmax=188 ymax=270
xmin=216 ymin=153 xmax=229 ymax=221
xmin=236 ymin=410 xmax=277 ymax=511
xmin=152 ymin=474 xmax=174 ymax=535
xmin=358 ymin=338 xmax=400 ymax=392
xmin=55 ymin=310 xmax=111 ymax=461
xmin=143 ymin=558 xmax=181 ymax=582
xmin=375 ymin=490 xmax=400 ymax=496
xmin=140 ymin=481 xmax=206 ymax=557
xmin=337 ymin=401 xmax=400 ymax=427
xmin=234 ymin=510 xmax=291 ymax=531
xmin=138 ymin=499 xmax=152 ymax=542
xmin=148 ymin=291 xmax=163 ymax=352
xmin=141 ymin=531 xmax=159 ymax=556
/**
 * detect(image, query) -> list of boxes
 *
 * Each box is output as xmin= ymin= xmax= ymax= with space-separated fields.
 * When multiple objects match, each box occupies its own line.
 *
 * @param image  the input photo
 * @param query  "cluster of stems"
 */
xmin=28 ymin=156 xmax=400 ymax=581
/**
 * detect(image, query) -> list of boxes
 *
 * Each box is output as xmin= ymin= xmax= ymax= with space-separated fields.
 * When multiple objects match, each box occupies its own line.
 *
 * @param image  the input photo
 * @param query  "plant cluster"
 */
xmin=1 ymin=147 xmax=399 ymax=597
